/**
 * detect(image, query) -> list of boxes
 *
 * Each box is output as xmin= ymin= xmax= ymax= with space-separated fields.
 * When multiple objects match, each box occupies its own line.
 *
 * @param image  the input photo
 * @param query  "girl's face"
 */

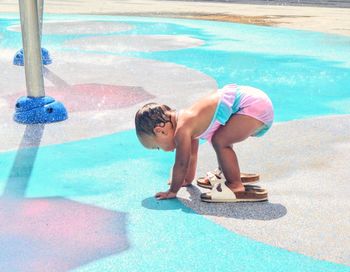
xmin=154 ymin=132 xmax=176 ymax=152
xmin=143 ymin=123 xmax=176 ymax=152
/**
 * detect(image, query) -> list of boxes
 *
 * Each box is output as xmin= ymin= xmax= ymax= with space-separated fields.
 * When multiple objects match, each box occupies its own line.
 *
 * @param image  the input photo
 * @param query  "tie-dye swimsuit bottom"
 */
xmin=198 ymin=84 xmax=274 ymax=143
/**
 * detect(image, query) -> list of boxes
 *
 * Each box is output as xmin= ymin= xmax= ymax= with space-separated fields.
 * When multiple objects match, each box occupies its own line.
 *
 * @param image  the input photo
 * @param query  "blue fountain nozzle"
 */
xmin=13 ymin=48 xmax=53 ymax=66
xmin=14 ymin=96 xmax=68 ymax=124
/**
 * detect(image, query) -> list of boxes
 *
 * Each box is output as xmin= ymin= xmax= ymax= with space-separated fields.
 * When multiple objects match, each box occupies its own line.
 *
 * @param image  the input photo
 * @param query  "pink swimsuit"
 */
xmin=197 ymin=84 xmax=274 ymax=143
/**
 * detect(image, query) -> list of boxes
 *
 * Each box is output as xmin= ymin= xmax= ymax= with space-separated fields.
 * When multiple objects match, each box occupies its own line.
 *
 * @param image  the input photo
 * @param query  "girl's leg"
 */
xmin=211 ymin=114 xmax=264 ymax=192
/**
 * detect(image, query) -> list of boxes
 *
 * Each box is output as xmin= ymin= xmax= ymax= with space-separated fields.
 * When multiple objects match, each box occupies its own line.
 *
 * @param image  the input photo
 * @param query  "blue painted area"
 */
xmin=1 ymin=14 xmax=350 ymax=271
xmin=0 ymin=131 xmax=349 ymax=272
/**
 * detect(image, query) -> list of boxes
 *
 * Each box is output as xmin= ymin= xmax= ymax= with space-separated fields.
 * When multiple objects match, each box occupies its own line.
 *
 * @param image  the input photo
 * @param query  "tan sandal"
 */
xmin=201 ymin=182 xmax=268 ymax=203
xmin=197 ymin=168 xmax=259 ymax=189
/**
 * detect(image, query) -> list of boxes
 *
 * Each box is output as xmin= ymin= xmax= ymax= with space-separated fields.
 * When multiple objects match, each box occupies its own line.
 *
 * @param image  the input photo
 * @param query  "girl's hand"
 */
xmin=155 ymin=190 xmax=177 ymax=200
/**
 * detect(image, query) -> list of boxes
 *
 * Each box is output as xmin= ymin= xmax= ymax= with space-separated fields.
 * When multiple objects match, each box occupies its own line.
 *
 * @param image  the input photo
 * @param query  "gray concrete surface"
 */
xmin=0 ymin=50 xmax=215 ymax=151
xmin=178 ymin=114 xmax=350 ymax=265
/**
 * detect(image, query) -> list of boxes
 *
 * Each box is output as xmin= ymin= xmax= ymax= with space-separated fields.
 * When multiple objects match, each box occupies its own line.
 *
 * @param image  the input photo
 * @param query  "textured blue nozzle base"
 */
xmin=14 ymin=96 xmax=68 ymax=124
xmin=13 ymin=48 xmax=53 ymax=66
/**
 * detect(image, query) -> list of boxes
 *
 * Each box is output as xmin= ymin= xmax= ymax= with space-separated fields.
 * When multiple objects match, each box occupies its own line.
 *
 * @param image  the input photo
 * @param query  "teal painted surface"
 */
xmin=1 ymin=15 xmax=350 ymax=121
xmin=1 ymin=15 xmax=350 ymax=271
xmin=0 ymin=131 xmax=349 ymax=271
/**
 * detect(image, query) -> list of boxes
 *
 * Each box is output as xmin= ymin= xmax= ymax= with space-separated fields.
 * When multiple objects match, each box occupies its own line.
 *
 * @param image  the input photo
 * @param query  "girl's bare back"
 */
xmin=177 ymin=91 xmax=220 ymax=138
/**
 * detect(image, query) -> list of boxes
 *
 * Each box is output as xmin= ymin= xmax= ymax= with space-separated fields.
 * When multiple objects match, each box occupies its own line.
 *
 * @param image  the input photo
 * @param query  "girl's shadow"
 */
xmin=142 ymin=185 xmax=287 ymax=221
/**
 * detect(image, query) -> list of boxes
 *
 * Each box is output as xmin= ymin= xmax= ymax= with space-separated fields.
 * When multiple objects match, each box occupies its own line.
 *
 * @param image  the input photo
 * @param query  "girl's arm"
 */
xmin=155 ymin=129 xmax=192 ymax=200
xmin=184 ymin=138 xmax=199 ymax=184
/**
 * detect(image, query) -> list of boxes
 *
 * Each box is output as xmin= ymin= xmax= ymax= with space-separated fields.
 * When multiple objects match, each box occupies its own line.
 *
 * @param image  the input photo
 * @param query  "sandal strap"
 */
xmin=213 ymin=168 xmax=223 ymax=177
xmin=207 ymin=172 xmax=220 ymax=185
xmin=210 ymin=182 xmax=236 ymax=200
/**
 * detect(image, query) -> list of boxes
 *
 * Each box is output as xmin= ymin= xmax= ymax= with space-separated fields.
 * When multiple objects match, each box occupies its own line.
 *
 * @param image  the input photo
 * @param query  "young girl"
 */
xmin=135 ymin=84 xmax=273 ymax=202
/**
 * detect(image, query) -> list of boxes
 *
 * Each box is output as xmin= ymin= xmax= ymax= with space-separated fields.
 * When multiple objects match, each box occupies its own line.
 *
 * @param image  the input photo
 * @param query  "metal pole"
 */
xmin=37 ymin=0 xmax=44 ymax=40
xmin=18 ymin=0 xmax=45 ymax=97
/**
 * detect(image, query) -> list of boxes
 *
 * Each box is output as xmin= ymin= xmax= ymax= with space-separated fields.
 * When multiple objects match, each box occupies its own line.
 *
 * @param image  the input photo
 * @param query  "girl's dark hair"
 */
xmin=135 ymin=103 xmax=172 ymax=138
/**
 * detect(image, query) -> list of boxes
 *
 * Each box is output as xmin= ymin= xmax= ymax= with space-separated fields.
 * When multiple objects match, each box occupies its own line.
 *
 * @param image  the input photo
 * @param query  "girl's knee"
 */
xmin=212 ymin=133 xmax=225 ymax=150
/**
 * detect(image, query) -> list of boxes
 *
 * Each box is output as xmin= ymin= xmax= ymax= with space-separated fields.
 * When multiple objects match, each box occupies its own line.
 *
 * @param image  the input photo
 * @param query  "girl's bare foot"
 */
xmin=225 ymin=181 xmax=245 ymax=193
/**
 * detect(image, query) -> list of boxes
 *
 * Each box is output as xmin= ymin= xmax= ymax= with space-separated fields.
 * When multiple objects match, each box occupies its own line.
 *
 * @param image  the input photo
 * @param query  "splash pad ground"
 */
xmin=0 ymin=11 xmax=349 ymax=272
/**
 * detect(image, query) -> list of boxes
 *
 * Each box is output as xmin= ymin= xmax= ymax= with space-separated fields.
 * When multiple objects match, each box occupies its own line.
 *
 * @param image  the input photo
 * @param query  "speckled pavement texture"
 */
xmin=0 ymin=10 xmax=349 ymax=272
xmin=179 ymin=114 xmax=350 ymax=265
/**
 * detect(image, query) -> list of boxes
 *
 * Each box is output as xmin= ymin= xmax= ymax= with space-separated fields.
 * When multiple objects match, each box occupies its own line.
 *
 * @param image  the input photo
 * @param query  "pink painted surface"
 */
xmin=6 ymin=84 xmax=154 ymax=112
xmin=0 ymin=197 xmax=128 ymax=272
